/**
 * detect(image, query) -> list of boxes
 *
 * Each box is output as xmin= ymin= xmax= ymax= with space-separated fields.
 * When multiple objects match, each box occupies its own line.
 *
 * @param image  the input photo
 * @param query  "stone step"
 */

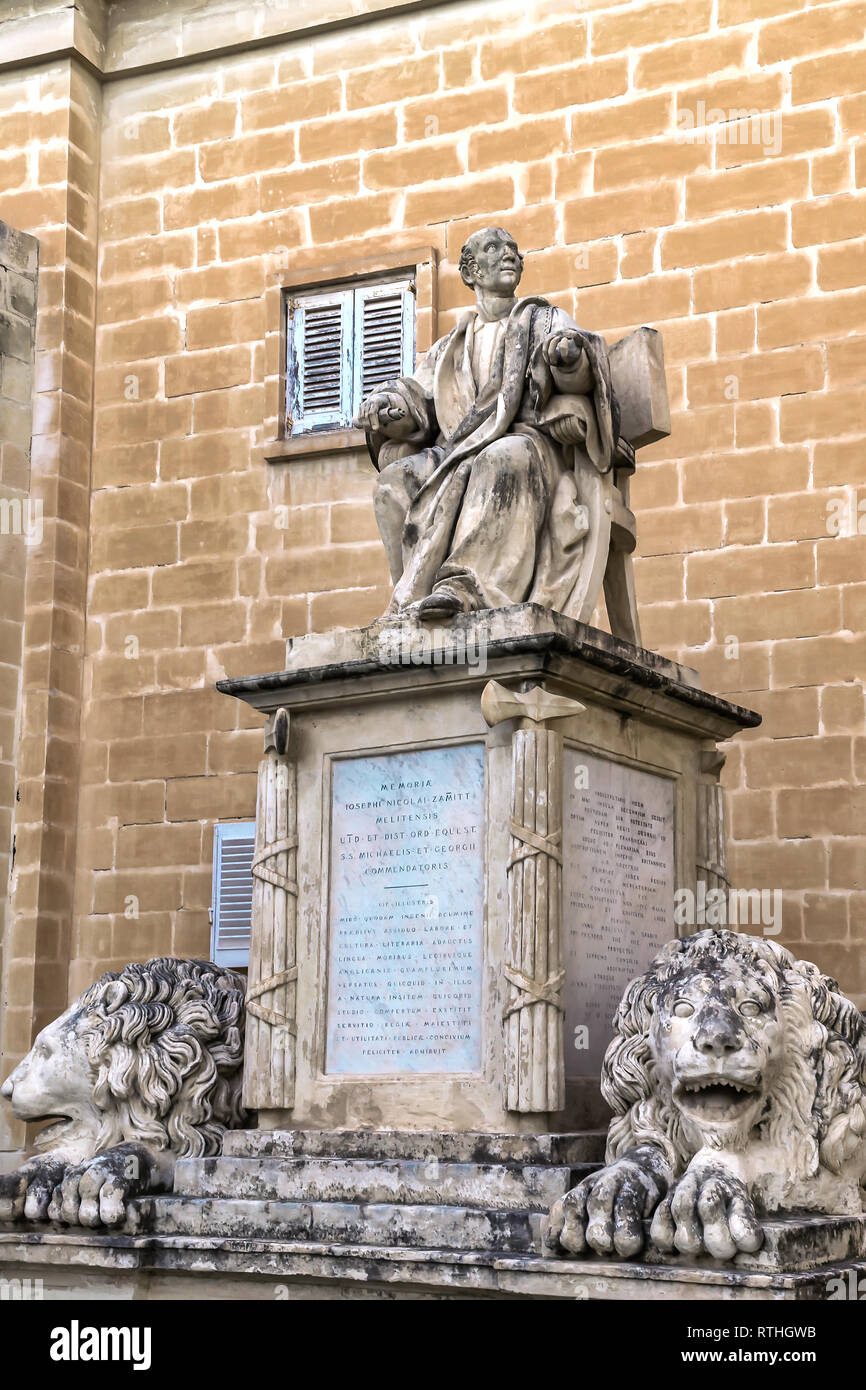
xmin=221 ymin=1128 xmax=607 ymax=1166
xmin=173 ymin=1155 xmax=593 ymax=1210
xmin=641 ymin=1212 xmax=866 ymax=1274
xmin=532 ymin=1211 xmax=866 ymax=1274
xmin=134 ymin=1196 xmax=544 ymax=1253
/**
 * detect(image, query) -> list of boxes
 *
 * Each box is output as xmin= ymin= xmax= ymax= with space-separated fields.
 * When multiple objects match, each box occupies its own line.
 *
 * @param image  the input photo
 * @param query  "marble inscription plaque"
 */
xmin=325 ymin=743 xmax=485 ymax=1076
xmin=562 ymin=750 xmax=675 ymax=1076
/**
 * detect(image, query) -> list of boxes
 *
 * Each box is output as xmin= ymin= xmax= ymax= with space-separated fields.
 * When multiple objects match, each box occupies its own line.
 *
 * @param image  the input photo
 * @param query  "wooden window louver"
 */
xmin=210 ymin=821 xmax=255 ymax=968
xmin=286 ymin=278 xmax=415 ymax=435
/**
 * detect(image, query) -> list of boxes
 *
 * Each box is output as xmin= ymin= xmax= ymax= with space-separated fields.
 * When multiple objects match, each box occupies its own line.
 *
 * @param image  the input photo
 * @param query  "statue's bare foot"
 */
xmin=415 ymin=589 xmax=466 ymax=621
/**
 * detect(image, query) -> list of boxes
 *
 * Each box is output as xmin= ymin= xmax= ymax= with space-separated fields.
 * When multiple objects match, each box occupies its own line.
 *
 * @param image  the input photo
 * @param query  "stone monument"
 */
xmin=3 ymin=228 xmax=862 ymax=1299
xmin=224 ymin=227 xmax=742 ymax=1141
xmin=358 ymin=224 xmax=666 ymax=645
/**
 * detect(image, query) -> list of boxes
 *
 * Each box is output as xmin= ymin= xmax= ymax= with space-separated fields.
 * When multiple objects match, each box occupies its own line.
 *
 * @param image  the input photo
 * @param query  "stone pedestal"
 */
xmin=219 ymin=605 xmax=760 ymax=1132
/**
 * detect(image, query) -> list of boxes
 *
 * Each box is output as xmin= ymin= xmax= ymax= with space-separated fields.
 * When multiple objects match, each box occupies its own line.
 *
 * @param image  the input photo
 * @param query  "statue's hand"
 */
xmin=650 ymin=1161 xmax=763 ymax=1261
xmin=545 ymin=1146 xmax=671 ymax=1258
xmin=543 ymin=330 xmax=586 ymax=374
xmin=47 ymin=1143 xmax=173 ymax=1228
xmin=355 ymin=390 xmax=415 ymax=439
xmin=547 ymin=415 xmax=586 ymax=446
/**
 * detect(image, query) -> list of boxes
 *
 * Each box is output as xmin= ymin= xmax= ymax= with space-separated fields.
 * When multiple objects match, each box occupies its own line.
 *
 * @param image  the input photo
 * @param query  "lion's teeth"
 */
xmin=682 ymin=1080 xmax=756 ymax=1097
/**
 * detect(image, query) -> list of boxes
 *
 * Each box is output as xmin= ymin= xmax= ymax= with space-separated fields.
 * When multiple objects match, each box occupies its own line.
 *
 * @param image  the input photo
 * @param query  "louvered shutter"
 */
xmin=353 ymin=280 xmax=415 ymax=416
xmin=211 ymin=821 xmax=255 ymax=968
xmin=287 ymin=289 xmax=353 ymax=434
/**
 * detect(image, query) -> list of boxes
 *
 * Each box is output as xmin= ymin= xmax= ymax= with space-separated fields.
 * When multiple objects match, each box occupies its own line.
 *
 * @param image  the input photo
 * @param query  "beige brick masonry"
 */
xmin=0 ymin=0 xmax=862 ymax=1039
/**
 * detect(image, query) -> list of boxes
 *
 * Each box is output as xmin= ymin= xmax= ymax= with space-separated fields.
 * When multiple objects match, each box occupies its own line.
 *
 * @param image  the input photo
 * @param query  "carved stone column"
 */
xmin=243 ymin=707 xmax=299 ymax=1111
xmin=482 ymin=681 xmax=586 ymax=1114
xmin=696 ymin=748 xmax=730 ymax=895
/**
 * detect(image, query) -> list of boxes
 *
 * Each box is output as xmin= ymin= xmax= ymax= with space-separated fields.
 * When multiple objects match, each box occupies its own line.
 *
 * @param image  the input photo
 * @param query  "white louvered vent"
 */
xmin=211 ymin=821 xmax=255 ymax=968
xmin=301 ymin=301 xmax=344 ymax=415
xmin=359 ymin=291 xmax=406 ymax=396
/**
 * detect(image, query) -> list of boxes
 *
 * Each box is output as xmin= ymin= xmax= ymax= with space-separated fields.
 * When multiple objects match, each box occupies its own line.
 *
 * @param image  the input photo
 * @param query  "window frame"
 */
xmin=264 ymin=245 xmax=438 ymax=463
xmin=285 ymin=275 xmax=416 ymax=438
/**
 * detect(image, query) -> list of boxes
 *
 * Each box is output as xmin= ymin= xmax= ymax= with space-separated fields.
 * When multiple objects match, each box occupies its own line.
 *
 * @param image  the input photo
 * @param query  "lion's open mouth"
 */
xmin=677 ymin=1079 xmax=761 ymax=1122
xmin=27 ymin=1114 xmax=75 ymax=1148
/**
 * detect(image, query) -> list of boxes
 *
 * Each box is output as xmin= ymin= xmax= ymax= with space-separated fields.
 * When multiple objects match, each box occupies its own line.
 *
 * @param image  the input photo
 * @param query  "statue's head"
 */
xmin=1 ymin=957 xmax=247 ymax=1159
xmin=602 ymin=929 xmax=866 ymax=1194
xmin=458 ymin=227 xmax=524 ymax=294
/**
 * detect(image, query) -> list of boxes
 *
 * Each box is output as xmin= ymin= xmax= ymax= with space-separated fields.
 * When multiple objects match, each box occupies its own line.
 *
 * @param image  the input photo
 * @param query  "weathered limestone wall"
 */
xmin=0 ymin=0 xmax=861 ymax=1052
xmin=0 ymin=59 xmax=101 ymax=1157
xmin=0 ymin=220 xmax=38 ymax=1161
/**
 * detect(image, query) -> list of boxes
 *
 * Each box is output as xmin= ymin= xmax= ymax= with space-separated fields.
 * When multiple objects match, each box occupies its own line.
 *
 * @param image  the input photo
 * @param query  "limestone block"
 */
xmin=609 ymin=325 xmax=672 ymax=449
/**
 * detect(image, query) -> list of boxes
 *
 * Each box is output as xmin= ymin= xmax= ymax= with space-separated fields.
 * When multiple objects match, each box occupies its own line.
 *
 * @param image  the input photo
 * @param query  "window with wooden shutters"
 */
xmin=285 ymin=276 xmax=415 ymax=436
xmin=210 ymin=821 xmax=255 ymax=968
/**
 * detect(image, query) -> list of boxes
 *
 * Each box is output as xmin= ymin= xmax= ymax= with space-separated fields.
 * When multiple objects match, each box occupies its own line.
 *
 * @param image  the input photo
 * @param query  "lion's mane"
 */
xmin=74 ymin=957 xmax=247 ymax=1158
xmin=602 ymin=930 xmax=866 ymax=1195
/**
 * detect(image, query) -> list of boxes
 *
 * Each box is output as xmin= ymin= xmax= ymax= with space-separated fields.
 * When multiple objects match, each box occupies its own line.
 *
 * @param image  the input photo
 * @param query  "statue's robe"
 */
xmin=368 ymin=295 xmax=620 ymax=614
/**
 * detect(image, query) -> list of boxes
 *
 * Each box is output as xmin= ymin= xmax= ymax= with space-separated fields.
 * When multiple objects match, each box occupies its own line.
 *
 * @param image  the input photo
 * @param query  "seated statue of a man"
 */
xmin=357 ymin=226 xmax=621 ymax=622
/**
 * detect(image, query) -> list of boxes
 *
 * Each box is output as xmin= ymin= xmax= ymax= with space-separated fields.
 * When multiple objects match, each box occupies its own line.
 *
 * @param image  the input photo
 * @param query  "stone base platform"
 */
xmin=0 ymin=1230 xmax=863 ymax=1301
xmin=217 ymin=606 xmax=761 ymax=1134
xmin=0 ymin=1131 xmax=863 ymax=1300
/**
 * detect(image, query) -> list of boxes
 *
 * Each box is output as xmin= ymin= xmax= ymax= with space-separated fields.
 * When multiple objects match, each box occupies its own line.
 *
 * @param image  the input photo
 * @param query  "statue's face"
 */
xmin=648 ymin=958 xmax=784 ymax=1148
xmin=1 ymin=1005 xmax=99 ymax=1151
xmin=465 ymin=229 xmax=523 ymax=294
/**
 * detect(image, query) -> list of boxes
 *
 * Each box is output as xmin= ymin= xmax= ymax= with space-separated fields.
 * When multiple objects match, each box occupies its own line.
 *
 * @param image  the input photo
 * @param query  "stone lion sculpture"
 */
xmin=547 ymin=929 xmax=866 ymax=1262
xmin=0 ymin=957 xmax=246 ymax=1227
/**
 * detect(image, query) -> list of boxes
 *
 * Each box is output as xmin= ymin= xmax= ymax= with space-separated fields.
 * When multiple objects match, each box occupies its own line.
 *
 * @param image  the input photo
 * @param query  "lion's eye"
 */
xmin=672 ymin=1000 xmax=694 ymax=1018
xmin=739 ymin=1000 xmax=763 ymax=1018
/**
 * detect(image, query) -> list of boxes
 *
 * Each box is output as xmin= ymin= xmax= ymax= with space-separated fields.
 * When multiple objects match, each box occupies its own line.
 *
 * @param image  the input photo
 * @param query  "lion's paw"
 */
xmin=47 ymin=1144 xmax=164 ymax=1228
xmin=650 ymin=1165 xmax=763 ymax=1261
xmin=546 ymin=1151 xmax=669 ymax=1259
xmin=0 ymin=1156 xmax=70 ymax=1223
